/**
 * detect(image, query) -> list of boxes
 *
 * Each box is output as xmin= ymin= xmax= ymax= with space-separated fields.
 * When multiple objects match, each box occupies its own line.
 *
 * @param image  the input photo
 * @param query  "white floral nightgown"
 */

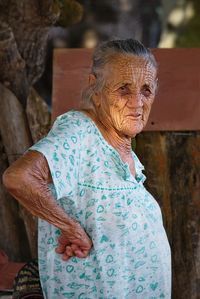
xmin=30 ymin=110 xmax=171 ymax=299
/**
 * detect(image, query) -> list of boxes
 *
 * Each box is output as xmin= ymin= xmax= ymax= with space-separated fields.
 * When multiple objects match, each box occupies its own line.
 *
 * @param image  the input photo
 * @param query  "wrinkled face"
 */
xmin=95 ymin=54 xmax=157 ymax=137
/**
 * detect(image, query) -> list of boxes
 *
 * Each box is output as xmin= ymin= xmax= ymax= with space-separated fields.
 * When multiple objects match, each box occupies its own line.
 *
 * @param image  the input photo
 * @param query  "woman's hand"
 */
xmin=55 ymin=222 xmax=92 ymax=261
xmin=2 ymin=150 xmax=92 ymax=262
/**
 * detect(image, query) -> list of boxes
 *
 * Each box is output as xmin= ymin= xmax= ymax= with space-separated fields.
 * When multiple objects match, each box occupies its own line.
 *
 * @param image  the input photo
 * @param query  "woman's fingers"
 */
xmin=55 ymin=243 xmax=66 ymax=254
xmin=56 ymin=226 xmax=93 ymax=260
xmin=55 ymin=236 xmax=71 ymax=254
xmin=70 ymin=243 xmax=80 ymax=252
xmin=69 ymin=243 xmax=91 ymax=258
xmin=57 ymin=235 xmax=71 ymax=245
xmin=69 ymin=233 xmax=93 ymax=250
xmin=57 ymin=244 xmax=91 ymax=260
xmin=63 ymin=222 xmax=93 ymax=249
xmin=74 ymin=249 xmax=89 ymax=258
xmin=62 ymin=253 xmax=70 ymax=261
xmin=65 ymin=246 xmax=74 ymax=257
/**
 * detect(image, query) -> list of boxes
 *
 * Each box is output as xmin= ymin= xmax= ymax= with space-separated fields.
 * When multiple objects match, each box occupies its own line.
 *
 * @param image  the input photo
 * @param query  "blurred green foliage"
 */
xmin=175 ymin=0 xmax=200 ymax=47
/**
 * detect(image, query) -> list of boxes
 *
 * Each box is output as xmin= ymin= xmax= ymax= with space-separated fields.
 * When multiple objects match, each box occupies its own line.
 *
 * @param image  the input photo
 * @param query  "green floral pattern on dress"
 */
xmin=30 ymin=111 xmax=171 ymax=299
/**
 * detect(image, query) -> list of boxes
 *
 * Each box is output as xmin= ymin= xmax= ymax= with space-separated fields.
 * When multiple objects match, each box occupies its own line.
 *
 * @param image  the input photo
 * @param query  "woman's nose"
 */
xmin=128 ymin=92 xmax=144 ymax=107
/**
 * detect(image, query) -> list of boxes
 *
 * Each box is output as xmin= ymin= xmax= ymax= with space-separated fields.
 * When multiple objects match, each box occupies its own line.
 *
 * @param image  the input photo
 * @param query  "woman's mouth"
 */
xmin=127 ymin=113 xmax=142 ymax=119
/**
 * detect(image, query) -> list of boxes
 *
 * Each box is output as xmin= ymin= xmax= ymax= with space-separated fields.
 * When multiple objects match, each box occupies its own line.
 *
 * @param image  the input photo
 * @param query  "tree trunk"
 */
xmin=0 ymin=84 xmax=51 ymax=259
xmin=0 ymin=0 xmax=58 ymax=260
xmin=0 ymin=136 xmax=31 ymax=261
xmin=0 ymin=83 xmax=37 ymax=257
xmin=0 ymin=0 xmax=82 ymax=262
xmin=0 ymin=21 xmax=29 ymax=107
xmin=26 ymin=88 xmax=51 ymax=143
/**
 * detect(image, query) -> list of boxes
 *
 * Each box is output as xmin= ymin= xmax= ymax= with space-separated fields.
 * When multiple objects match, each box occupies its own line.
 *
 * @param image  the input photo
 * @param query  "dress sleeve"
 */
xmin=29 ymin=114 xmax=80 ymax=200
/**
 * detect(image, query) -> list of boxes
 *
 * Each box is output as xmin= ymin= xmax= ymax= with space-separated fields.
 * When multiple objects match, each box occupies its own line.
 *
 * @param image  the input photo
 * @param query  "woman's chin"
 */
xmin=123 ymin=123 xmax=144 ymax=137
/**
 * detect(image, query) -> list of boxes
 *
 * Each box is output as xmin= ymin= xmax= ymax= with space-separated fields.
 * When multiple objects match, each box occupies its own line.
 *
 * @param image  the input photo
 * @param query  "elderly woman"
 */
xmin=3 ymin=39 xmax=171 ymax=298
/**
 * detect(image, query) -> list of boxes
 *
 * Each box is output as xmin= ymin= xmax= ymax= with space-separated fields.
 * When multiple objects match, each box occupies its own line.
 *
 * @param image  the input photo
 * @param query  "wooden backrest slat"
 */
xmin=52 ymin=48 xmax=200 ymax=131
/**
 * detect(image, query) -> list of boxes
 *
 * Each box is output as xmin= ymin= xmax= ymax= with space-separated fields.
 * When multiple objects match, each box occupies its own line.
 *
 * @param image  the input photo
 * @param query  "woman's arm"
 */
xmin=3 ymin=150 xmax=92 ymax=259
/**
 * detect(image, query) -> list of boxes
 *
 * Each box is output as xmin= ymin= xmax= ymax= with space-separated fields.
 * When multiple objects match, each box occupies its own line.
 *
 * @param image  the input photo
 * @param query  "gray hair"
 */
xmin=81 ymin=39 xmax=158 ymax=109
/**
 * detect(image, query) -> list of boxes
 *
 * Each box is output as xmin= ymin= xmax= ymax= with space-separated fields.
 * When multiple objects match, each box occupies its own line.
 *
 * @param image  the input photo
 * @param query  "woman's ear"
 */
xmin=88 ymin=73 xmax=101 ymax=107
xmin=89 ymin=73 xmax=96 ymax=86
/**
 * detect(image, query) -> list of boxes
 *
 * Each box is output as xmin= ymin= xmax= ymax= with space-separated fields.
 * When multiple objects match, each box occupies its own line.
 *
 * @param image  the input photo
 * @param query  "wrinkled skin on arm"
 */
xmin=3 ymin=150 xmax=92 ymax=261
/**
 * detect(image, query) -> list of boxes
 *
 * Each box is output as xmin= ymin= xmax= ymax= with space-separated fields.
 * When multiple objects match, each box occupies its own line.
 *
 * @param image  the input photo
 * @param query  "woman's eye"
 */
xmin=142 ymin=88 xmax=152 ymax=97
xmin=118 ymin=84 xmax=129 ymax=94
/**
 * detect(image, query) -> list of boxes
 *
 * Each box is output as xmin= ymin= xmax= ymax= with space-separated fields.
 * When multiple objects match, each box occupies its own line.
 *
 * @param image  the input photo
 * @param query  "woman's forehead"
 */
xmin=104 ymin=54 xmax=156 ymax=85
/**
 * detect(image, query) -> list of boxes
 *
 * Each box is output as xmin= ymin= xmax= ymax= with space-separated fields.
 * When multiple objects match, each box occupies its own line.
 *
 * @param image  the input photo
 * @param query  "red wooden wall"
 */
xmin=52 ymin=48 xmax=200 ymax=131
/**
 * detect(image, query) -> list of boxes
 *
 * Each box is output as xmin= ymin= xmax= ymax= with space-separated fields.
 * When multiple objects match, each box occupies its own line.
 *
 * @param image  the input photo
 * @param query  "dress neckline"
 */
xmin=75 ymin=110 xmax=146 ymax=184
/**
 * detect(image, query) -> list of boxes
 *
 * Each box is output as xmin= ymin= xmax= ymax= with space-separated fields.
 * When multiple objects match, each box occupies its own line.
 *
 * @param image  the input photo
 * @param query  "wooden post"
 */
xmin=0 ymin=136 xmax=31 ymax=261
xmin=0 ymin=83 xmax=37 ymax=258
xmin=136 ymin=131 xmax=200 ymax=299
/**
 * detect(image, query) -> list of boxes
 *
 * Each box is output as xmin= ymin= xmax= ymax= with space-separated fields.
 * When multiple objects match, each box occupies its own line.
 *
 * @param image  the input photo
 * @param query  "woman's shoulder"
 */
xmin=51 ymin=110 xmax=93 ymax=137
xmin=54 ymin=110 xmax=89 ymax=127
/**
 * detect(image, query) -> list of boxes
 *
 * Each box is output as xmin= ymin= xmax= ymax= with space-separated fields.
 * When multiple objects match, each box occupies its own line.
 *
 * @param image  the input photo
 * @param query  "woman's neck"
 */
xmin=80 ymin=108 xmax=133 ymax=159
